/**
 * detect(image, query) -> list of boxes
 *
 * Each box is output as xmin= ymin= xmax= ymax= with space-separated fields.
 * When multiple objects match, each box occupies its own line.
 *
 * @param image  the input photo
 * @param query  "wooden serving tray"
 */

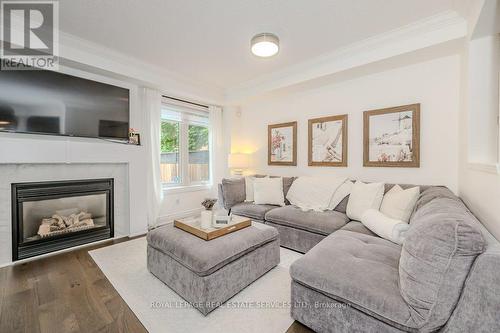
xmin=174 ymin=215 xmax=251 ymax=241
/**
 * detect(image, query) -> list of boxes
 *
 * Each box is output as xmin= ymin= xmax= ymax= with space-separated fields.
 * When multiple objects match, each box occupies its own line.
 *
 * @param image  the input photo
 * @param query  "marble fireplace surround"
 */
xmin=0 ymin=163 xmax=131 ymax=266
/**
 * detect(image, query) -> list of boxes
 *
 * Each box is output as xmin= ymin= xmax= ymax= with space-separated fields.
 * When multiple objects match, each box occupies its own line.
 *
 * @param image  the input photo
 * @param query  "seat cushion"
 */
xmin=291 ymin=281 xmax=405 ymax=333
xmin=147 ymin=222 xmax=278 ymax=276
xmin=290 ymin=230 xmax=414 ymax=331
xmin=339 ymin=221 xmax=377 ymax=237
xmin=230 ymin=202 xmax=279 ymax=221
xmin=265 ymin=205 xmax=349 ymax=236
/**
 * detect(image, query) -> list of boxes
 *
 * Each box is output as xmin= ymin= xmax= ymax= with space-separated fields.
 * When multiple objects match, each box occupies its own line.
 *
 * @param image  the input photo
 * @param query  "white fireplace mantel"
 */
xmin=0 ymin=133 xmax=150 ymax=266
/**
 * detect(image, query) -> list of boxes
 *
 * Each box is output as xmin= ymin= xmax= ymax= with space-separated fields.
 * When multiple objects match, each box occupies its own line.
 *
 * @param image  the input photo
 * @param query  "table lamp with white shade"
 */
xmin=228 ymin=153 xmax=250 ymax=176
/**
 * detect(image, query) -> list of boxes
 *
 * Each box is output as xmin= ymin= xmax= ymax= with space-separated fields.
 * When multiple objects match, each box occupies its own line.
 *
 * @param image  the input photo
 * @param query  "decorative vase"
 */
xmin=200 ymin=210 xmax=213 ymax=229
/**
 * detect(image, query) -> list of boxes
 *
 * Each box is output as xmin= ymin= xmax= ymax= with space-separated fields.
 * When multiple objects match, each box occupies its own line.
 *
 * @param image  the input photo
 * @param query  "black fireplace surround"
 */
xmin=12 ymin=178 xmax=114 ymax=261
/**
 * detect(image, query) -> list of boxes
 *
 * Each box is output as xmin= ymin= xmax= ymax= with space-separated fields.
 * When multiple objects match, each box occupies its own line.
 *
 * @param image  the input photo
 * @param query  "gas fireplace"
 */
xmin=12 ymin=178 xmax=114 ymax=261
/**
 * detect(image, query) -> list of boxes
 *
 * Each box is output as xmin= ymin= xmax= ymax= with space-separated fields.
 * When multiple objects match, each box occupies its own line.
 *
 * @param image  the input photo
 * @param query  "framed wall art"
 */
xmin=363 ymin=104 xmax=420 ymax=167
xmin=308 ymin=114 xmax=348 ymax=167
xmin=268 ymin=121 xmax=297 ymax=166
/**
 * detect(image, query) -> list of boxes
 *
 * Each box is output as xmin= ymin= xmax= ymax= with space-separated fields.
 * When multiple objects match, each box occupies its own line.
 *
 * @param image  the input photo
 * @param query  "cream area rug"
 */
xmin=89 ymin=237 xmax=303 ymax=333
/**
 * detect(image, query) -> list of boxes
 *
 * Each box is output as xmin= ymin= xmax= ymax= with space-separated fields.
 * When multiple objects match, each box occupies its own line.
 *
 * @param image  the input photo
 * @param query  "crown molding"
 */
xmin=225 ymin=10 xmax=467 ymax=103
xmin=471 ymin=0 xmax=499 ymax=39
xmin=2 ymin=10 xmax=223 ymax=103
xmin=58 ymin=32 xmax=224 ymax=104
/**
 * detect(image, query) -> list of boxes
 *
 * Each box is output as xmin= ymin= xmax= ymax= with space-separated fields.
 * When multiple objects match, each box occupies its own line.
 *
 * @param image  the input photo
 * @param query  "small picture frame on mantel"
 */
xmin=128 ymin=129 xmax=141 ymax=145
xmin=363 ymin=104 xmax=420 ymax=168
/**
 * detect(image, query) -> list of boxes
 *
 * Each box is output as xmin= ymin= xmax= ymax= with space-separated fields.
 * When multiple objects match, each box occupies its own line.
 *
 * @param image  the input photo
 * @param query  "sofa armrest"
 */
xmin=218 ymin=178 xmax=246 ymax=210
xmin=217 ymin=184 xmax=226 ymax=210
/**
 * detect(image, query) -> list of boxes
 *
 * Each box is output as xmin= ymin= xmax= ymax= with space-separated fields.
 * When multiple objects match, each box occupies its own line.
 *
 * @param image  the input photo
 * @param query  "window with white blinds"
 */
xmin=160 ymin=98 xmax=210 ymax=187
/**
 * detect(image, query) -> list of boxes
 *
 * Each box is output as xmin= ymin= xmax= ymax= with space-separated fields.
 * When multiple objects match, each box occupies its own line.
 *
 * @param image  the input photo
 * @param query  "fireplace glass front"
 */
xmin=22 ymin=193 xmax=107 ymax=243
xmin=12 ymin=179 xmax=114 ymax=260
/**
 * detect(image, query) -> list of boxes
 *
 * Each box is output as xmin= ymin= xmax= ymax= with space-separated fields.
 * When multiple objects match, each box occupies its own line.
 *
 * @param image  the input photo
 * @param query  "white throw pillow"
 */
xmin=380 ymin=185 xmax=420 ymax=223
xmin=361 ymin=209 xmax=410 ymax=245
xmin=286 ymin=176 xmax=347 ymax=211
xmin=328 ymin=180 xmax=354 ymax=210
xmin=253 ymin=177 xmax=285 ymax=206
xmin=244 ymin=176 xmax=267 ymax=202
xmin=346 ymin=181 xmax=385 ymax=221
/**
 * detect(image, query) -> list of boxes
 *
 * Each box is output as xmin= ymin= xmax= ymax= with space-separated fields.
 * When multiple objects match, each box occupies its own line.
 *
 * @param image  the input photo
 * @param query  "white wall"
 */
xmin=467 ymin=35 xmax=500 ymax=163
xmin=231 ymin=55 xmax=461 ymax=192
xmin=458 ymin=0 xmax=500 ymax=241
xmin=159 ymin=189 xmax=211 ymax=221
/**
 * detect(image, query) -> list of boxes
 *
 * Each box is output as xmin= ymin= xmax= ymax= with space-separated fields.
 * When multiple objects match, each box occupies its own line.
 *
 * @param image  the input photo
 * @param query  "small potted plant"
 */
xmin=200 ymin=198 xmax=217 ymax=229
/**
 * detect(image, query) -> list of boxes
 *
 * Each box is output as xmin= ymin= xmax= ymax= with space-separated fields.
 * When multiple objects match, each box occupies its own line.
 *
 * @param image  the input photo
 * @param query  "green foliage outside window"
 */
xmin=161 ymin=122 xmax=209 ymax=152
xmin=188 ymin=125 xmax=209 ymax=152
xmin=161 ymin=121 xmax=179 ymax=153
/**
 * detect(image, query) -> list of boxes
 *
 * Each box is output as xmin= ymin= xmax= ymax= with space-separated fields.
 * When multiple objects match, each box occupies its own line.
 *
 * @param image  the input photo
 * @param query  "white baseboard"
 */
xmin=128 ymin=231 xmax=148 ymax=238
xmin=153 ymin=207 xmax=203 ymax=228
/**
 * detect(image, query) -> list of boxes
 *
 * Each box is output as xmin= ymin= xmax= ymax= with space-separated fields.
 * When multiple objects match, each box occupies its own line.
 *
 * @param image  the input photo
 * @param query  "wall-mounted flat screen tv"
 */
xmin=0 ymin=69 xmax=130 ymax=141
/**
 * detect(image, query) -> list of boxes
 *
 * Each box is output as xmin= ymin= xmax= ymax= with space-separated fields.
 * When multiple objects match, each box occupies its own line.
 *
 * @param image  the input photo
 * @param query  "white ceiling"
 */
xmin=59 ymin=0 xmax=461 ymax=90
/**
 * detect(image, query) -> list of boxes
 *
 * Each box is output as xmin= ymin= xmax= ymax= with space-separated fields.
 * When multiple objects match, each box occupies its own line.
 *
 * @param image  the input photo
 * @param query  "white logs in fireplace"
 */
xmin=38 ymin=210 xmax=95 ymax=238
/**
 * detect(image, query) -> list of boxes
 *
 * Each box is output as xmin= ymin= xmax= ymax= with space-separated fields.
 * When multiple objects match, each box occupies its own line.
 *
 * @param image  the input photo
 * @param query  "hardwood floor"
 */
xmin=286 ymin=321 xmax=314 ymax=333
xmin=0 ymin=238 xmax=314 ymax=333
xmin=0 ymin=238 xmax=147 ymax=333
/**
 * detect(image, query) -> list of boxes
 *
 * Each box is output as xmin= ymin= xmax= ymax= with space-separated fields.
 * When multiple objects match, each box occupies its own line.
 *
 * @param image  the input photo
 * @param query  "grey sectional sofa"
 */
xmin=218 ymin=176 xmax=500 ymax=332
xmin=219 ymin=177 xmax=427 ymax=253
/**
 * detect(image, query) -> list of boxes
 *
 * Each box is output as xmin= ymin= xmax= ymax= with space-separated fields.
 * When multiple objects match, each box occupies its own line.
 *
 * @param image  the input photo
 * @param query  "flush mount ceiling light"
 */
xmin=251 ymin=33 xmax=279 ymax=57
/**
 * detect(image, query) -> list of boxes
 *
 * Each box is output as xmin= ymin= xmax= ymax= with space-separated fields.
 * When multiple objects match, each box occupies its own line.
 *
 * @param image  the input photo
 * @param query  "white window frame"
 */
xmin=466 ymin=35 xmax=500 ymax=174
xmin=161 ymin=99 xmax=211 ymax=191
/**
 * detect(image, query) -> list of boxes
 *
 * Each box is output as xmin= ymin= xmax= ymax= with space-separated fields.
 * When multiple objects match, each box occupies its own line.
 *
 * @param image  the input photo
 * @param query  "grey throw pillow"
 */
xmin=221 ymin=178 xmax=245 ymax=209
xmin=399 ymin=198 xmax=485 ymax=331
xmin=333 ymin=195 xmax=349 ymax=213
xmin=282 ymin=177 xmax=296 ymax=205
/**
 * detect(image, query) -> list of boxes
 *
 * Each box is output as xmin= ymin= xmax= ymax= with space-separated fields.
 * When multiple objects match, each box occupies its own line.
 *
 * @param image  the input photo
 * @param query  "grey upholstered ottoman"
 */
xmin=146 ymin=221 xmax=280 ymax=315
